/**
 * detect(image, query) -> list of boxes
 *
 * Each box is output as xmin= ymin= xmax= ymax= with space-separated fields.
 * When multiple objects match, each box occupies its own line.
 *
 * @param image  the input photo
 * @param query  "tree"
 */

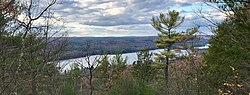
xmin=0 ymin=0 xmax=67 ymax=94
xmin=151 ymin=10 xmax=198 ymax=81
xmin=61 ymin=63 xmax=81 ymax=95
xmin=0 ymin=1 xmax=20 ymax=94
xmin=132 ymin=49 xmax=157 ymax=83
xmin=203 ymin=0 xmax=250 ymax=94
xmin=107 ymin=76 xmax=156 ymax=95
xmin=96 ymin=54 xmax=112 ymax=92
xmin=72 ymin=42 xmax=104 ymax=95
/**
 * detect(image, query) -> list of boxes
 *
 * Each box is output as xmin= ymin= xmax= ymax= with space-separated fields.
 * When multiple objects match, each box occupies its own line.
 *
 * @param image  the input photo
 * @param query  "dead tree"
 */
xmin=76 ymin=42 xmax=100 ymax=95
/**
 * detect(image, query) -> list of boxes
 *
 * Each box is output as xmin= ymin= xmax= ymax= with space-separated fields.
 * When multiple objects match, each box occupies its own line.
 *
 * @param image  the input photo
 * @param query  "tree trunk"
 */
xmin=31 ymin=70 xmax=37 ymax=95
xmin=89 ymin=68 xmax=93 ymax=95
xmin=165 ymin=58 xmax=169 ymax=80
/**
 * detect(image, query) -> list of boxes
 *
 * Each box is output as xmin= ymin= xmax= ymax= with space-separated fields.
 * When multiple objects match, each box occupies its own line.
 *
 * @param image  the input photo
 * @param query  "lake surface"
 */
xmin=58 ymin=49 xmax=193 ymax=71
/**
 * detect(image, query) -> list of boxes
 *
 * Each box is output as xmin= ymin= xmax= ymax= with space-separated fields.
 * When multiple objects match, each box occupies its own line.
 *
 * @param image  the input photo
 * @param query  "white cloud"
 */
xmin=104 ymin=7 xmax=125 ymax=16
xmin=51 ymin=0 xmax=223 ymax=37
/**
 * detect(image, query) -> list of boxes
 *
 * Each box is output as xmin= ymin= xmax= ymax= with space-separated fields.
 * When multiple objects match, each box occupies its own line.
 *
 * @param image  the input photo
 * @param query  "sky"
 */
xmin=50 ymin=0 xmax=226 ymax=37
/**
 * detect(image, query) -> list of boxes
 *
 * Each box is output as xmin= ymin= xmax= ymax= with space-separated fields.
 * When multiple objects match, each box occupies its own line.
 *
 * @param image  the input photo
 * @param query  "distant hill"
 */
xmin=60 ymin=36 xmax=210 ymax=60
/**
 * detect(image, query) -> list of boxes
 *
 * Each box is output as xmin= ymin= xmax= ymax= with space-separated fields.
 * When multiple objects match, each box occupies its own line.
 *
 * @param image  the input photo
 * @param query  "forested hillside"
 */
xmin=60 ymin=36 xmax=210 ymax=60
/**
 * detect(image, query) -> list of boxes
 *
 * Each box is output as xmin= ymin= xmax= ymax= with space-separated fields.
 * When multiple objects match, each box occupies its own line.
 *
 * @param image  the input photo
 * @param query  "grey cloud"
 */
xmin=53 ymin=0 xmax=200 ymax=26
xmin=51 ymin=0 xmax=212 ymax=36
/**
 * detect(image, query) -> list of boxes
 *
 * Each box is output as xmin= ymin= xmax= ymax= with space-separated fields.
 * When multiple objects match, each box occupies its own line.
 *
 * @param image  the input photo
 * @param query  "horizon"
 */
xmin=61 ymin=34 xmax=212 ymax=38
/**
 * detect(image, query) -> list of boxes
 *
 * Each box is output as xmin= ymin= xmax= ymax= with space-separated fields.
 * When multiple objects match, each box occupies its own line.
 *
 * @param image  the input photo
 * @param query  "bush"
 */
xmin=107 ymin=76 xmax=156 ymax=95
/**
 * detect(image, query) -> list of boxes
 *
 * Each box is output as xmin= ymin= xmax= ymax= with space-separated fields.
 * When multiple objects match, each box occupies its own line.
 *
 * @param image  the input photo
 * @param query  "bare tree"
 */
xmin=0 ymin=0 xmax=68 ymax=94
xmin=76 ymin=42 xmax=100 ymax=95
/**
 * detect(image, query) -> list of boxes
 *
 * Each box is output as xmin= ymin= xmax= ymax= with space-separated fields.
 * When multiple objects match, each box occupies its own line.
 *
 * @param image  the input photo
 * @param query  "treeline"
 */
xmin=60 ymin=36 xmax=209 ymax=60
xmin=61 ymin=36 xmax=157 ymax=60
xmin=0 ymin=0 xmax=250 ymax=95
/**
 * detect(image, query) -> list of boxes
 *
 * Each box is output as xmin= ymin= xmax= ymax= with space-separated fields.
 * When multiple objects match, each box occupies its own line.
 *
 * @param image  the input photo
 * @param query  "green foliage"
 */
xmin=151 ymin=10 xmax=184 ymax=80
xmin=206 ymin=0 xmax=247 ymax=11
xmin=0 ymin=33 xmax=63 ymax=94
xmin=96 ymin=55 xmax=110 ymax=78
xmin=203 ymin=0 xmax=250 ymax=94
xmin=95 ymin=53 xmax=128 ymax=93
xmin=111 ymin=53 xmax=127 ymax=67
xmin=110 ymin=53 xmax=127 ymax=77
xmin=107 ymin=77 xmax=156 ymax=95
xmin=61 ymin=63 xmax=82 ymax=95
xmin=0 ymin=1 xmax=67 ymax=94
xmin=96 ymin=55 xmax=112 ymax=92
xmin=132 ymin=49 xmax=157 ymax=83
xmin=151 ymin=10 xmax=198 ymax=80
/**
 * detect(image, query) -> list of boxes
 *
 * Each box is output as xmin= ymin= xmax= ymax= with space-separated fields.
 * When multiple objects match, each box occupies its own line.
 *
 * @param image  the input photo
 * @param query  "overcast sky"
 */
xmin=50 ymin=0 xmax=225 ymax=37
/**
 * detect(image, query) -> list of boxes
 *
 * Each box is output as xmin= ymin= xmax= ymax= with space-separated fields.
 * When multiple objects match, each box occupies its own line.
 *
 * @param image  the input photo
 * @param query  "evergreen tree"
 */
xmin=204 ymin=0 xmax=250 ymax=94
xmin=110 ymin=53 xmax=127 ymax=79
xmin=61 ymin=63 xmax=82 ymax=95
xmin=107 ymin=76 xmax=156 ymax=95
xmin=151 ymin=10 xmax=198 ymax=81
xmin=132 ymin=49 xmax=157 ymax=83
xmin=96 ymin=55 xmax=112 ymax=92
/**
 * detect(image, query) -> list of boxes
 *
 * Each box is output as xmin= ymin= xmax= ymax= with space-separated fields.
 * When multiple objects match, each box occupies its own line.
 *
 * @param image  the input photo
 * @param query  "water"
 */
xmin=58 ymin=49 xmax=193 ymax=72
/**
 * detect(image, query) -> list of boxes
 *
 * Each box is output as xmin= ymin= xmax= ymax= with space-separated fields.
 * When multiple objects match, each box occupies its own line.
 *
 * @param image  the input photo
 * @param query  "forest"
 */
xmin=0 ymin=0 xmax=250 ymax=95
xmin=61 ymin=36 xmax=209 ymax=60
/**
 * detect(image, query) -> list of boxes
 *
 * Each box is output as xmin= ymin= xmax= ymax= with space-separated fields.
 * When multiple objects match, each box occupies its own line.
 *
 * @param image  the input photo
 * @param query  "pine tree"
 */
xmin=132 ymin=49 xmax=156 ymax=83
xmin=203 ymin=0 xmax=250 ymax=94
xmin=151 ymin=10 xmax=198 ymax=81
